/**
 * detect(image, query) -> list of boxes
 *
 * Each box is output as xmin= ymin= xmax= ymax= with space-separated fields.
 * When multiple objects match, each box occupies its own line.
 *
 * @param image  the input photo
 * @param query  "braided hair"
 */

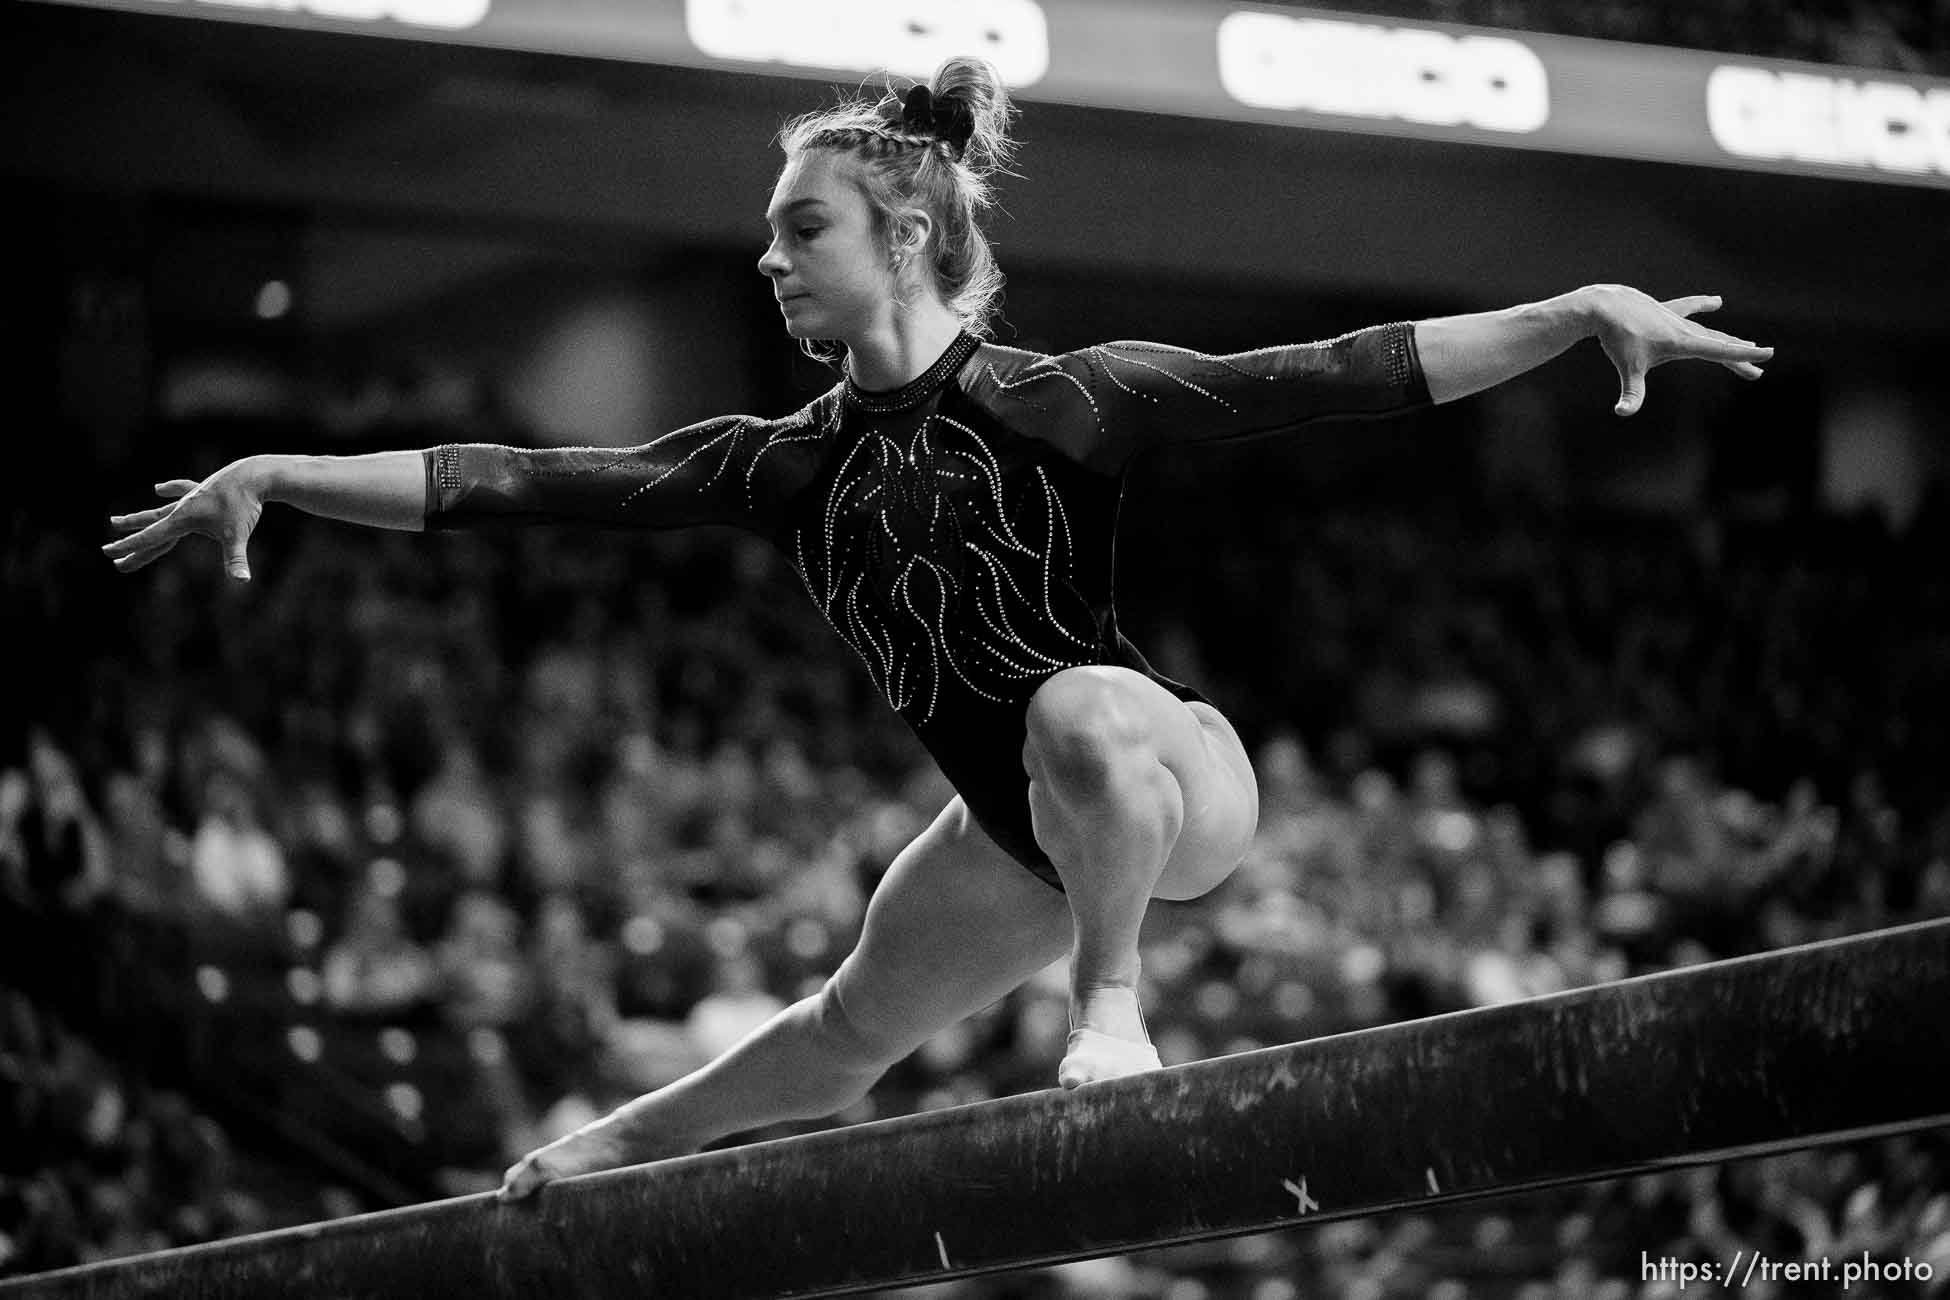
xmin=778 ymin=57 xmax=1017 ymax=365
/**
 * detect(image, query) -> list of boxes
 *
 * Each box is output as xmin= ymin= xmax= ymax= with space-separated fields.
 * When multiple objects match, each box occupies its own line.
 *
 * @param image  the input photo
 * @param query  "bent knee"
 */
xmin=1023 ymin=669 xmax=1161 ymax=790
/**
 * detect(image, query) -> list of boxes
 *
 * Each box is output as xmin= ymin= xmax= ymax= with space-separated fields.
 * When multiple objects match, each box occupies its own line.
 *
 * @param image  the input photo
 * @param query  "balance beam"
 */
xmin=8 ymin=918 xmax=1947 ymax=1299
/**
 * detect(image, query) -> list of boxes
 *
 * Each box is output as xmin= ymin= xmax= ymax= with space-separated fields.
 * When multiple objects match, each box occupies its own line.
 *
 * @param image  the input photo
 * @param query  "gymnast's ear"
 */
xmin=890 ymin=208 xmax=934 ymax=265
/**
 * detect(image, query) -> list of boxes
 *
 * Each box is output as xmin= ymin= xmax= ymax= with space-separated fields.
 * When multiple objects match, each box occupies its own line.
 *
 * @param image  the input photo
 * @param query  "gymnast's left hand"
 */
xmin=497 ymin=1112 xmax=641 ymax=1203
xmin=1584 ymin=286 xmax=1773 ymax=418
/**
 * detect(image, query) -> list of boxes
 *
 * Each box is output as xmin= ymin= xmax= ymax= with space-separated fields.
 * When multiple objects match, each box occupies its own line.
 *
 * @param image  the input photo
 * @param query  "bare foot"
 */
xmin=497 ymin=1109 xmax=692 ymax=1202
xmin=1057 ymin=986 xmax=1161 ymax=1088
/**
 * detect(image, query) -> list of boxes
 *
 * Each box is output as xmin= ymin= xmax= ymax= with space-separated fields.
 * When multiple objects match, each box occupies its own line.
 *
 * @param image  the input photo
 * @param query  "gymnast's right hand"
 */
xmin=103 ymin=458 xmax=268 ymax=582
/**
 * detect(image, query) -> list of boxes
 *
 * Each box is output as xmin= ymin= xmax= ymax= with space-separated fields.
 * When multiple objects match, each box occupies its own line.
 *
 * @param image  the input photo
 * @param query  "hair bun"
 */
xmin=927 ymin=57 xmax=1017 ymax=181
xmin=898 ymin=85 xmax=977 ymax=154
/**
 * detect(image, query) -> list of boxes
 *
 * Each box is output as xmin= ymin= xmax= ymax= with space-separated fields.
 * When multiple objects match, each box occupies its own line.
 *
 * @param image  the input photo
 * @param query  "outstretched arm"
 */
xmin=104 ymin=414 xmax=797 ymax=583
xmin=1032 ymin=287 xmax=1772 ymax=469
xmin=1415 ymin=285 xmax=1772 ymax=416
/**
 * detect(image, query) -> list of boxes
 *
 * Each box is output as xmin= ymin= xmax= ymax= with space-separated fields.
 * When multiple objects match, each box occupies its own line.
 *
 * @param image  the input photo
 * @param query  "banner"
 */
xmin=34 ymin=0 xmax=1950 ymax=188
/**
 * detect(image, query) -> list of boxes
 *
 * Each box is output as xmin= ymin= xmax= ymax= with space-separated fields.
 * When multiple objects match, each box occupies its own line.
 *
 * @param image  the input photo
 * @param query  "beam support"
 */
xmin=7 ymin=919 xmax=1948 ymax=1299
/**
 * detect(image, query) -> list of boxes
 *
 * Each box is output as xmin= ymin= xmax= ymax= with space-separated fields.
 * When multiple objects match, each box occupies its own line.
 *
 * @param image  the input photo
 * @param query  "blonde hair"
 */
xmin=778 ymin=57 xmax=1017 ymax=365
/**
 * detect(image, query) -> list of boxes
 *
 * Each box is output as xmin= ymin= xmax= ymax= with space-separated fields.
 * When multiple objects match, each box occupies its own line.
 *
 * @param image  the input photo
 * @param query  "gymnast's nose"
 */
xmin=758 ymin=237 xmax=789 ymax=279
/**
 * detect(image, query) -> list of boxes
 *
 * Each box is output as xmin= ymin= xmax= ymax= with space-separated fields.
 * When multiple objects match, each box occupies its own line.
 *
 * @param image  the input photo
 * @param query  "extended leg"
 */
xmin=1023 ymin=667 xmax=1258 ymax=1088
xmin=501 ymin=798 xmax=1071 ymax=1198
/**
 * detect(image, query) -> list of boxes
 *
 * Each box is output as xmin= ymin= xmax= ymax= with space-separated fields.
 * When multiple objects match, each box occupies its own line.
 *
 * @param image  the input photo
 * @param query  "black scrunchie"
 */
xmin=898 ymin=85 xmax=976 ymax=155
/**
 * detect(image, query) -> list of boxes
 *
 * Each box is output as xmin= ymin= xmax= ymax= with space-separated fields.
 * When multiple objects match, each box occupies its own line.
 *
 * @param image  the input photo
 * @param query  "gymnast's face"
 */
xmin=759 ymin=150 xmax=901 ymax=344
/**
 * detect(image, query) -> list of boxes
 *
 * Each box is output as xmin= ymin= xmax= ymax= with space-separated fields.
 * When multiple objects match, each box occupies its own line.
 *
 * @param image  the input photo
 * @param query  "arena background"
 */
xmin=3 ymin=0 xmax=1949 ymax=1294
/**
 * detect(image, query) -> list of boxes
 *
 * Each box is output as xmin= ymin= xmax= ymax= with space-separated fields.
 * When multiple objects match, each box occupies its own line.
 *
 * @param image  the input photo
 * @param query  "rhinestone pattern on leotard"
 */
xmin=796 ymin=357 xmax=1099 ymax=726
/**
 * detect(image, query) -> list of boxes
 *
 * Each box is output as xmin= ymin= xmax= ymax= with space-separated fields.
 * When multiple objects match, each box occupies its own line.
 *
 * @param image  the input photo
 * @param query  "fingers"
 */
xmin=224 ymin=528 xmax=252 ymax=584
xmin=497 ymin=1154 xmax=551 ymax=1203
xmin=1659 ymin=296 xmax=1776 ymax=366
xmin=1615 ymin=366 xmax=1647 ymax=418
xmin=1695 ymin=326 xmax=1771 ymax=358
xmin=102 ymin=515 xmax=177 ymax=562
xmin=1698 ymin=340 xmax=1772 ymax=370
xmin=103 ymin=482 xmax=193 ymax=573
xmin=1663 ymin=294 xmax=1722 ymax=318
xmin=108 ymin=537 xmax=182 ymax=573
xmin=100 ymin=517 xmax=243 ymax=580
xmin=108 ymin=503 xmax=177 ymax=534
xmin=1668 ymin=321 xmax=1772 ymax=368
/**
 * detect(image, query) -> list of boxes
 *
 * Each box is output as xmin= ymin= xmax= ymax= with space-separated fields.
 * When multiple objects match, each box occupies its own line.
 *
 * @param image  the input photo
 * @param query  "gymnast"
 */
xmin=102 ymin=56 xmax=1770 ymax=1201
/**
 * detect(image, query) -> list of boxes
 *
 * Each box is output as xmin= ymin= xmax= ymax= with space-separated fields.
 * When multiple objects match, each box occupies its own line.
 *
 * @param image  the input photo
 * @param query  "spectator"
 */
xmin=516 ymin=892 xmax=617 ymax=1093
xmin=320 ymin=865 xmax=437 ymax=1019
xmin=187 ymin=771 xmax=287 ymax=924
xmin=409 ymin=738 xmax=507 ymax=893
xmin=97 ymin=750 xmax=182 ymax=920
xmin=14 ymin=731 xmax=109 ymax=913
xmin=433 ymin=890 xmax=529 ymax=1031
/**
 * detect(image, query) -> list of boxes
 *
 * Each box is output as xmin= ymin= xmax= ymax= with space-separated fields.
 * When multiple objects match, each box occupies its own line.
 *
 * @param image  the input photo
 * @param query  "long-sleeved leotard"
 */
xmin=425 ymin=325 xmax=1431 ymax=889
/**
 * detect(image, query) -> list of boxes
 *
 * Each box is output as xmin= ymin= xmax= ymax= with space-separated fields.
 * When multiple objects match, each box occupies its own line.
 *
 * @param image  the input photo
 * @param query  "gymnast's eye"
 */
xmin=796 ymin=226 xmax=824 ymax=241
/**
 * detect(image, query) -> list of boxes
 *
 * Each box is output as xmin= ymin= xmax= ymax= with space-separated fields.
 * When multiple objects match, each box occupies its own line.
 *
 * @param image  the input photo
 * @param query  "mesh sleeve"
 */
xmin=1054 ymin=322 xmax=1432 ymax=466
xmin=423 ymin=413 xmax=813 ymax=534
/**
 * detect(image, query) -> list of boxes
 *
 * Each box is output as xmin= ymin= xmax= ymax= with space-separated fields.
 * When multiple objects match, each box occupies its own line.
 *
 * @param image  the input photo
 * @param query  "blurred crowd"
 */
xmin=5 ymin=447 xmax=1948 ymax=1293
xmin=1309 ymin=0 xmax=1950 ymax=74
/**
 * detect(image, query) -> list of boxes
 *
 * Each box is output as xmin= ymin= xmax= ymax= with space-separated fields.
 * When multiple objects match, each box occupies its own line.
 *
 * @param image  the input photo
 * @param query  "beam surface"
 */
xmin=7 ymin=919 xmax=1948 ymax=1299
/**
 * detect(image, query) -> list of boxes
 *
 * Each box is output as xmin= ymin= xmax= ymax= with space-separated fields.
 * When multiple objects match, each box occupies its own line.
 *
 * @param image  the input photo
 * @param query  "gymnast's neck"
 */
xmin=843 ymin=298 xmax=966 ymax=394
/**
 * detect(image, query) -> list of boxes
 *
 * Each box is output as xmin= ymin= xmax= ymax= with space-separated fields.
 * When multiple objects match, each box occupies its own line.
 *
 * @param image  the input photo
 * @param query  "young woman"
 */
xmin=102 ymin=57 xmax=1771 ymax=1200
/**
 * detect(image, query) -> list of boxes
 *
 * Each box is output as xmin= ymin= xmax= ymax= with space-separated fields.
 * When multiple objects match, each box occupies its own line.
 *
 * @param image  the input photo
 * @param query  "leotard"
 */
xmin=425 ymin=325 xmax=1430 ymax=888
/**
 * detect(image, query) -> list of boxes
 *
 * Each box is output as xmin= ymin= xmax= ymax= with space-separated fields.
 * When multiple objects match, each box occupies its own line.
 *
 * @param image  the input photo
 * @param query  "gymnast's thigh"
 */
xmin=825 ymin=796 xmax=1073 ymax=1054
xmin=1160 ymin=698 xmax=1260 ymax=899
